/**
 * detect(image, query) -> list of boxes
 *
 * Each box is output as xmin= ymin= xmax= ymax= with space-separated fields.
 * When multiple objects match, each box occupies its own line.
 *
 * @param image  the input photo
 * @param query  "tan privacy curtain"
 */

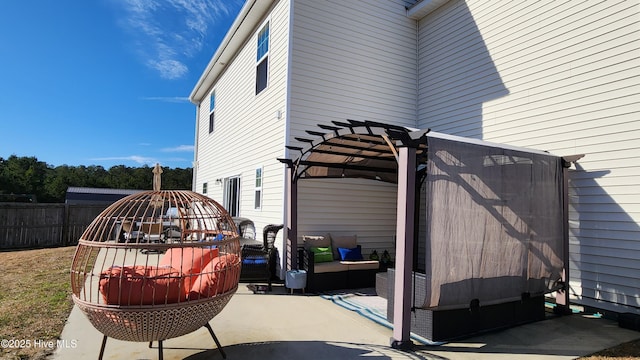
xmin=423 ymin=135 xmax=564 ymax=310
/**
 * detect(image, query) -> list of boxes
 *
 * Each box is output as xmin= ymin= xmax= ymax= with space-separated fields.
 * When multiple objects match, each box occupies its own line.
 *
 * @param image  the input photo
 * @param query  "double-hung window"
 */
xmin=255 ymin=22 xmax=269 ymax=94
xmin=209 ymin=91 xmax=215 ymax=133
xmin=254 ymin=167 xmax=263 ymax=209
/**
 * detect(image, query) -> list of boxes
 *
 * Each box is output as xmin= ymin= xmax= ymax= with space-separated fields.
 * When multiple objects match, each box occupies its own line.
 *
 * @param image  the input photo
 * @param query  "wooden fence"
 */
xmin=0 ymin=203 xmax=108 ymax=250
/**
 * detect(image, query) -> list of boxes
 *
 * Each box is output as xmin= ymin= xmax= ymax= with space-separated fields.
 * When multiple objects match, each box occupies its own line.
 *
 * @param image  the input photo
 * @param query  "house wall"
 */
xmin=416 ymin=0 xmax=640 ymax=314
xmin=194 ymin=0 xmax=291 ymax=237
xmin=288 ymin=0 xmax=417 ymax=255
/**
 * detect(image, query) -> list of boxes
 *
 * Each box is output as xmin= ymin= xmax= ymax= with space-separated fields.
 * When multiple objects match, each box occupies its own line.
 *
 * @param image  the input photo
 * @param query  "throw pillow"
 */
xmin=338 ymin=245 xmax=364 ymax=261
xmin=159 ymin=247 xmax=220 ymax=294
xmin=331 ymin=234 xmax=357 ymax=260
xmin=302 ymin=234 xmax=331 ymax=250
xmin=188 ymin=253 xmax=241 ymax=300
xmin=309 ymin=246 xmax=334 ymax=263
xmin=99 ymin=265 xmax=184 ymax=305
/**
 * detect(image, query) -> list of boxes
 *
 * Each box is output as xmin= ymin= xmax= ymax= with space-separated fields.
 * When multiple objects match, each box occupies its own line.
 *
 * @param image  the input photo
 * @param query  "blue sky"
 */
xmin=0 ymin=0 xmax=243 ymax=169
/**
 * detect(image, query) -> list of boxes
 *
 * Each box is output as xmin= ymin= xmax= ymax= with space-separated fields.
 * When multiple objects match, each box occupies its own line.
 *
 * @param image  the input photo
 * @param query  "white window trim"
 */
xmin=255 ymin=20 xmax=270 ymax=95
xmin=208 ymin=90 xmax=216 ymax=133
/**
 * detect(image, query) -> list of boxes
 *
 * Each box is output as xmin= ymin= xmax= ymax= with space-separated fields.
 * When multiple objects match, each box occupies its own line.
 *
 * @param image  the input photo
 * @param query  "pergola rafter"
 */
xmin=278 ymin=120 xmax=429 ymax=183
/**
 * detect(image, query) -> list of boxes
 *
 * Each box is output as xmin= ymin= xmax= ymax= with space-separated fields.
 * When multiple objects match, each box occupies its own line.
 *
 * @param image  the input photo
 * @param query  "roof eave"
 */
xmin=406 ymin=0 xmax=451 ymax=20
xmin=189 ymin=0 xmax=276 ymax=104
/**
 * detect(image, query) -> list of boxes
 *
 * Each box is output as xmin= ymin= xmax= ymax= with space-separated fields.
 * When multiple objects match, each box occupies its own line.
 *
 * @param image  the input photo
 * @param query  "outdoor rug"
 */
xmin=320 ymin=289 xmax=443 ymax=345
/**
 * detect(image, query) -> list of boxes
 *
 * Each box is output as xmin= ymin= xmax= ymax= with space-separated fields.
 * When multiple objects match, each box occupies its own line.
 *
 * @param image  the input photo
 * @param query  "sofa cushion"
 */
xmin=331 ymin=234 xmax=357 ymax=260
xmin=99 ymin=265 xmax=184 ymax=305
xmin=342 ymin=260 xmax=380 ymax=271
xmin=303 ymin=234 xmax=331 ymax=250
xmin=338 ymin=245 xmax=364 ymax=261
xmin=310 ymin=246 xmax=334 ymax=263
xmin=159 ymin=247 xmax=219 ymax=293
xmin=188 ymin=253 xmax=241 ymax=300
xmin=313 ymin=260 xmax=350 ymax=274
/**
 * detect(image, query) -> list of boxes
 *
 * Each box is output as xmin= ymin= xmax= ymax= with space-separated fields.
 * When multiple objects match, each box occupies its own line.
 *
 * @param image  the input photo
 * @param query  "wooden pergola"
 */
xmin=279 ymin=120 xmax=574 ymax=348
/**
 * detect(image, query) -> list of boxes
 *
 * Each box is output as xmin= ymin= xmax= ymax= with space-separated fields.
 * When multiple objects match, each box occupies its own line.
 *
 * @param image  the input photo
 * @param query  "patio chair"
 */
xmin=239 ymin=223 xmax=284 ymax=291
xmin=71 ymin=190 xmax=241 ymax=360
xmin=233 ymin=217 xmax=256 ymax=239
xmin=120 ymin=220 xmax=143 ymax=242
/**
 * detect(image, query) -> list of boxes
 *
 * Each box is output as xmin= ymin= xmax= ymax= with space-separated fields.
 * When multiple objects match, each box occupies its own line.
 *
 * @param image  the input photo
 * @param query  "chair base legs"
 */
xmin=204 ymin=322 xmax=227 ymax=359
xmin=98 ymin=335 xmax=107 ymax=360
xmin=98 ymin=323 xmax=226 ymax=360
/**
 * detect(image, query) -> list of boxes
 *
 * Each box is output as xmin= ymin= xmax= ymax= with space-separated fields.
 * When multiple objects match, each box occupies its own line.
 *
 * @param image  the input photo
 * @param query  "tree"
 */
xmin=0 ymin=155 xmax=53 ymax=202
xmin=0 ymin=156 xmax=192 ymax=203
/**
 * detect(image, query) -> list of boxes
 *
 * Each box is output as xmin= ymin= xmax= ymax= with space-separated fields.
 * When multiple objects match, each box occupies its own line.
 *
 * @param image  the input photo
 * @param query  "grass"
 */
xmin=0 ymin=246 xmax=76 ymax=360
xmin=0 ymin=246 xmax=638 ymax=359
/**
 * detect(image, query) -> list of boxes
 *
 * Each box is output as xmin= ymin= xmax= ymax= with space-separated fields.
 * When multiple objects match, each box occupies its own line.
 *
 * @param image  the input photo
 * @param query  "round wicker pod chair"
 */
xmin=71 ymin=189 xmax=241 ymax=360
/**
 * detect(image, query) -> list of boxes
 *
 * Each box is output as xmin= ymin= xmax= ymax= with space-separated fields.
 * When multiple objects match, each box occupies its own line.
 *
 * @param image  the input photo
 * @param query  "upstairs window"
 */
xmin=209 ymin=91 xmax=216 ymax=133
xmin=256 ymin=22 xmax=269 ymax=95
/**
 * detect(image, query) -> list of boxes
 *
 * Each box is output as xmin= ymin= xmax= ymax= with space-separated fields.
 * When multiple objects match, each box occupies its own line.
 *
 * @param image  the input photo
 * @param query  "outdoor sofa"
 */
xmin=297 ymin=233 xmax=379 ymax=292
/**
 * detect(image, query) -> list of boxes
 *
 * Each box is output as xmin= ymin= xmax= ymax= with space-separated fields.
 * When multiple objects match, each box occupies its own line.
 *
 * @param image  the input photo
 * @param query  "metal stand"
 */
xmin=98 ymin=323 xmax=227 ymax=360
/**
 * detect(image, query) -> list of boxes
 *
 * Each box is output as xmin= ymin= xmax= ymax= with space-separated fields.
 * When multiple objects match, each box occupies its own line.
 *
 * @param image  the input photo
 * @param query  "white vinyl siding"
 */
xmin=194 ymin=0 xmax=290 ymax=231
xmin=288 ymin=0 xmax=417 ymax=252
xmin=297 ymin=179 xmax=398 ymax=259
xmin=289 ymin=0 xmax=417 ymax=140
xmin=416 ymin=0 xmax=640 ymax=314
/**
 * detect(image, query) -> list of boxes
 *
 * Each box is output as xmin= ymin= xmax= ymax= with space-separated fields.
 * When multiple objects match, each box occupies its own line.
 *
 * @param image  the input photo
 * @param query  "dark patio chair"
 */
xmin=234 ymin=217 xmax=256 ymax=240
xmin=240 ymin=223 xmax=284 ymax=291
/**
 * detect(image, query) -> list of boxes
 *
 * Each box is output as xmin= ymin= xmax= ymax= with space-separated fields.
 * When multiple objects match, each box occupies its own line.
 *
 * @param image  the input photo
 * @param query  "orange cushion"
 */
xmin=159 ymin=247 xmax=220 ymax=292
xmin=188 ymin=254 xmax=240 ymax=300
xmin=99 ymin=265 xmax=184 ymax=305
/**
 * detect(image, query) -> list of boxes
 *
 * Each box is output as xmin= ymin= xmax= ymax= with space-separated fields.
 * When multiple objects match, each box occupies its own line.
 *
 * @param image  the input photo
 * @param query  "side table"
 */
xmin=285 ymin=269 xmax=307 ymax=294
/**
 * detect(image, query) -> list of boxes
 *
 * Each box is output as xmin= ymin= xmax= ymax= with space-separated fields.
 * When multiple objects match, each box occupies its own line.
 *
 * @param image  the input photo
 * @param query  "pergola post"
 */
xmin=391 ymin=145 xmax=416 ymax=350
xmin=285 ymin=166 xmax=298 ymax=271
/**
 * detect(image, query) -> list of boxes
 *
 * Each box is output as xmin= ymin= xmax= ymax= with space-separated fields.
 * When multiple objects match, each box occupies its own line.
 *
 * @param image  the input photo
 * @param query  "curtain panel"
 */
xmin=423 ymin=136 xmax=564 ymax=310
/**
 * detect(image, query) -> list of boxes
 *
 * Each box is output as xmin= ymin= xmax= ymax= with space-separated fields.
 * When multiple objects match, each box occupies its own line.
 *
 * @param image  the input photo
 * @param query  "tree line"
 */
xmin=0 ymin=155 xmax=193 ymax=203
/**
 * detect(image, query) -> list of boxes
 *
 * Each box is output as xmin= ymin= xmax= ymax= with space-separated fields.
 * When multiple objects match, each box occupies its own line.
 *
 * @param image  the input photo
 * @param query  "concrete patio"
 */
xmin=53 ymin=283 xmax=640 ymax=360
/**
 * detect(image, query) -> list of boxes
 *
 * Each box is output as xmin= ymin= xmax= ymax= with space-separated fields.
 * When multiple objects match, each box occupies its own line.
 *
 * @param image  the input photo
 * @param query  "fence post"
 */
xmin=62 ymin=203 xmax=70 ymax=246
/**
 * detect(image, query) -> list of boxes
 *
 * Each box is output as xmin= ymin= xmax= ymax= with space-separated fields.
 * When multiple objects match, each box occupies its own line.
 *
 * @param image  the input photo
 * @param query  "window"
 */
xmin=202 ymin=182 xmax=208 ymax=194
xmin=255 ymin=22 xmax=269 ymax=94
xmin=223 ymin=176 xmax=240 ymax=217
xmin=254 ymin=167 xmax=263 ymax=209
xmin=209 ymin=91 xmax=215 ymax=133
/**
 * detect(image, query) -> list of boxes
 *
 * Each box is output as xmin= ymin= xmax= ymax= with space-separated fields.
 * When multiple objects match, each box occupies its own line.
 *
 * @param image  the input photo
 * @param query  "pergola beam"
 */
xmin=309 ymin=148 xmax=397 ymax=162
xmin=298 ymin=160 xmax=396 ymax=174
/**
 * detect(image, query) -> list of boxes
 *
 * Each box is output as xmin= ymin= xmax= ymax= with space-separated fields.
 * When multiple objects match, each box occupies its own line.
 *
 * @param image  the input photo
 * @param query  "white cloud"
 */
xmin=91 ymin=155 xmax=157 ymax=165
xmin=141 ymin=96 xmax=191 ymax=103
xmin=116 ymin=0 xmax=242 ymax=79
xmin=148 ymin=59 xmax=188 ymax=79
xmin=161 ymin=145 xmax=194 ymax=152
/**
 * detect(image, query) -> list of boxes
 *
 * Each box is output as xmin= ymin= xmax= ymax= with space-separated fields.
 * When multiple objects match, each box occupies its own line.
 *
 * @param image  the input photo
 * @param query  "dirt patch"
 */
xmin=579 ymin=338 xmax=640 ymax=359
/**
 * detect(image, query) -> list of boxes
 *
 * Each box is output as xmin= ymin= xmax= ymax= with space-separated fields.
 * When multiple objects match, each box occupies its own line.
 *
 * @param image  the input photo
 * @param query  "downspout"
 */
xmin=282 ymin=0 xmax=295 ymax=277
xmin=414 ymin=9 xmax=420 ymax=129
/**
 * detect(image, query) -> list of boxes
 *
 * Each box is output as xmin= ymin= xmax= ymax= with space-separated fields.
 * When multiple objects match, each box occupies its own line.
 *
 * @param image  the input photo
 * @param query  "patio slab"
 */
xmin=53 ymin=283 xmax=640 ymax=360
